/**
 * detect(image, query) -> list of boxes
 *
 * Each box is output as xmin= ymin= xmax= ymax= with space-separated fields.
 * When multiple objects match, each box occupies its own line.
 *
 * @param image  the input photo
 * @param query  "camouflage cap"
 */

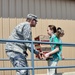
xmin=27 ymin=14 xmax=37 ymax=21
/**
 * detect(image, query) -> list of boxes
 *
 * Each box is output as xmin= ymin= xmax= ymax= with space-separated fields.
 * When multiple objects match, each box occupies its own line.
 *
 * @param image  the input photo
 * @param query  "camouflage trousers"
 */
xmin=10 ymin=53 xmax=30 ymax=75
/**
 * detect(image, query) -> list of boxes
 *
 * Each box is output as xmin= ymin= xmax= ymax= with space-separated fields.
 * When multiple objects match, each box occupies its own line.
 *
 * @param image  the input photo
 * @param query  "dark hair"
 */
xmin=56 ymin=27 xmax=61 ymax=31
xmin=56 ymin=27 xmax=64 ymax=38
xmin=48 ymin=25 xmax=56 ymax=33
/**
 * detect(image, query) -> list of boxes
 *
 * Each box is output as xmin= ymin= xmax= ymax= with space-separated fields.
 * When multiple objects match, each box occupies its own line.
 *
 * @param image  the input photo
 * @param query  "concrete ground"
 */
xmin=36 ymin=72 xmax=75 ymax=75
xmin=62 ymin=72 xmax=75 ymax=75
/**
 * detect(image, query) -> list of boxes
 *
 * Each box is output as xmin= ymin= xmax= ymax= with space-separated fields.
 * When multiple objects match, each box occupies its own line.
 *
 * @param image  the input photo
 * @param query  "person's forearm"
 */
xmin=27 ymin=46 xmax=39 ymax=54
xmin=48 ymin=48 xmax=59 ymax=56
xmin=26 ymin=42 xmax=40 ymax=54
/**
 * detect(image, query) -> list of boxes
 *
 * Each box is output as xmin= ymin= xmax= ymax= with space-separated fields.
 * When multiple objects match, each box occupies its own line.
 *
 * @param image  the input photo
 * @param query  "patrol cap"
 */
xmin=27 ymin=14 xmax=38 ymax=21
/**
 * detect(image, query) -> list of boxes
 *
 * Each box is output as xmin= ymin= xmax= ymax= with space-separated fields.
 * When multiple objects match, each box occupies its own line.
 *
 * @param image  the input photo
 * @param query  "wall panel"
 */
xmin=40 ymin=0 xmax=46 ymax=18
xmin=23 ymin=0 xmax=29 ymax=18
xmin=56 ymin=0 xmax=62 ymax=19
xmin=66 ymin=0 xmax=71 ymax=19
xmin=51 ymin=0 xmax=57 ymax=19
xmin=9 ymin=0 xmax=16 ymax=18
xmin=71 ymin=1 xmax=75 ymax=20
xmin=29 ymin=0 xmax=35 ymax=14
xmin=61 ymin=0 xmax=67 ymax=19
xmin=0 ymin=16 xmax=4 ymax=75
xmin=35 ymin=0 xmax=41 ymax=18
xmin=0 ymin=0 xmax=4 ymax=74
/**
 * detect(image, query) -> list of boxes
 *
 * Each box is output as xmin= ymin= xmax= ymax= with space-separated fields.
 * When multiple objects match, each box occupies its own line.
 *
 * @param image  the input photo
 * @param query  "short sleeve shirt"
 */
xmin=50 ymin=34 xmax=62 ymax=61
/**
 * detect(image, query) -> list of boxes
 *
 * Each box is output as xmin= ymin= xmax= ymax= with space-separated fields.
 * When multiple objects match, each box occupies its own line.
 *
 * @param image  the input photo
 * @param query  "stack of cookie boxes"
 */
xmin=34 ymin=35 xmax=51 ymax=58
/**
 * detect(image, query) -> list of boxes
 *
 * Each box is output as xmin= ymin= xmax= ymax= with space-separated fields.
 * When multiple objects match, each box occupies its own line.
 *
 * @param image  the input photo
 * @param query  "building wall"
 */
xmin=0 ymin=0 xmax=75 ymax=75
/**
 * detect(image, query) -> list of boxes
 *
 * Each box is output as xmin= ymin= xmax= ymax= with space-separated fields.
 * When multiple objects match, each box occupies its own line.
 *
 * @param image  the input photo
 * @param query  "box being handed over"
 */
xmin=34 ymin=35 xmax=51 ymax=58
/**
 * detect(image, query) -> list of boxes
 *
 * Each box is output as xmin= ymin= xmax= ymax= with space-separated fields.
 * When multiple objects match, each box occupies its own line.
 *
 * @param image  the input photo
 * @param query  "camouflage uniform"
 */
xmin=5 ymin=22 xmax=39 ymax=75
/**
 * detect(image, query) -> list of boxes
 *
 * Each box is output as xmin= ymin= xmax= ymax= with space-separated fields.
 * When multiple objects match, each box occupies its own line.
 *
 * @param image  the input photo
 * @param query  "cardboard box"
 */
xmin=34 ymin=35 xmax=51 ymax=58
xmin=34 ymin=35 xmax=50 ymax=47
xmin=34 ymin=35 xmax=49 ymax=41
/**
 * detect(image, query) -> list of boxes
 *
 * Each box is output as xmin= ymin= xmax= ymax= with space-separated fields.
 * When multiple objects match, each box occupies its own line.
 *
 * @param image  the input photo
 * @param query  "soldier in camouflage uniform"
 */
xmin=5 ymin=14 xmax=41 ymax=75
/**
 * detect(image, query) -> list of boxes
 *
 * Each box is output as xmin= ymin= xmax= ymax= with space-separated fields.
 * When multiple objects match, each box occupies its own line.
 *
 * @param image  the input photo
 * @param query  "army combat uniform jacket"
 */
xmin=5 ymin=22 xmax=39 ymax=58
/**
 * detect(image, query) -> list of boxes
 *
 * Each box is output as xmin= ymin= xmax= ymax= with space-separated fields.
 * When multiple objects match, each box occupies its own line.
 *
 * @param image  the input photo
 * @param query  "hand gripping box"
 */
xmin=34 ymin=35 xmax=51 ymax=58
